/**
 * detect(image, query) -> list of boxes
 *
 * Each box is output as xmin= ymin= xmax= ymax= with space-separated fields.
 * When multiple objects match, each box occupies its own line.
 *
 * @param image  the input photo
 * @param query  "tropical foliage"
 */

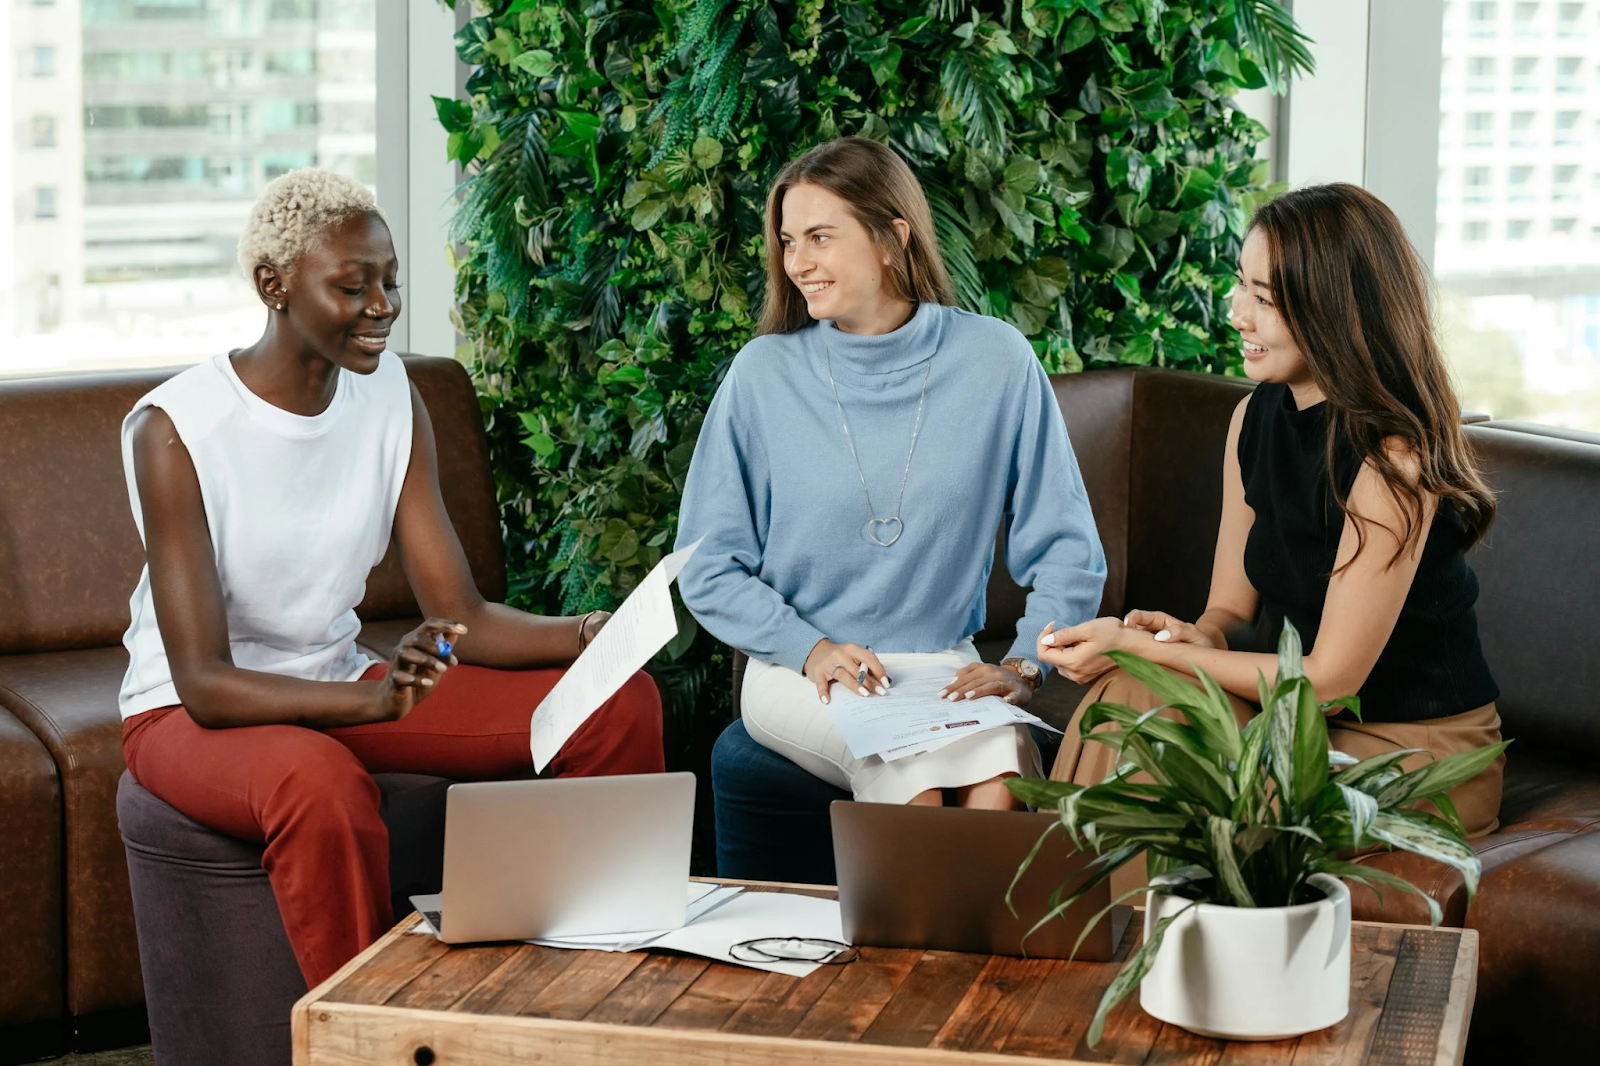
xmin=437 ymin=0 xmax=1313 ymax=723
xmin=1006 ymin=622 xmax=1510 ymax=1045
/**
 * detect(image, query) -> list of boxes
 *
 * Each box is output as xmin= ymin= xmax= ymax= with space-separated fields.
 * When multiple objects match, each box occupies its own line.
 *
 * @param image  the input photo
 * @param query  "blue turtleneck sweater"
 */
xmin=674 ymin=301 xmax=1106 ymax=675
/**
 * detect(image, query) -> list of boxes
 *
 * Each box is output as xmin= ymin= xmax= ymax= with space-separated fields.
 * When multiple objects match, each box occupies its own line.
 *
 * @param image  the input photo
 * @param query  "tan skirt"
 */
xmin=1050 ymin=666 xmax=1505 ymax=837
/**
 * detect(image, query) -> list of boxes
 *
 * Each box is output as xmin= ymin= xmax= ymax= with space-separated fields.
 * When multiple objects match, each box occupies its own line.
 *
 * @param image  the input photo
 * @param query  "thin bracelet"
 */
xmin=576 ymin=610 xmax=603 ymax=654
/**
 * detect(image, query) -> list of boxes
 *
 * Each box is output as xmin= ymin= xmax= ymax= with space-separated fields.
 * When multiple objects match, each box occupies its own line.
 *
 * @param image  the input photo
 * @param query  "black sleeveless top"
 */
xmin=1238 ymin=383 xmax=1498 ymax=723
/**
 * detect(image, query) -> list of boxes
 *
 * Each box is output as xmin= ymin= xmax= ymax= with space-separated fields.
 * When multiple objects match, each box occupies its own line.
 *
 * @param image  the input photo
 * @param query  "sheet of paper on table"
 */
xmin=825 ymin=659 xmax=1057 ymax=761
xmin=410 ymin=886 xmax=845 ymax=977
xmin=647 ymin=890 xmax=846 ymax=978
xmin=407 ymin=881 xmax=741 ymax=943
xmin=529 ymin=538 xmax=701 ymax=772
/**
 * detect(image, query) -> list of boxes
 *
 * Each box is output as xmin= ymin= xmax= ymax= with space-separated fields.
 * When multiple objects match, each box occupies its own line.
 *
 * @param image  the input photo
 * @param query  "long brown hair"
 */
xmin=1249 ymin=183 xmax=1495 ymax=566
xmin=757 ymin=137 xmax=957 ymax=335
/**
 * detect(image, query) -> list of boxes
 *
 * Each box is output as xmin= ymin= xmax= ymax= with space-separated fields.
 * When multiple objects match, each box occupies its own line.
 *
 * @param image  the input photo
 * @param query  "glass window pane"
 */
xmin=4 ymin=0 xmax=377 ymax=376
xmin=1437 ymin=0 xmax=1600 ymax=430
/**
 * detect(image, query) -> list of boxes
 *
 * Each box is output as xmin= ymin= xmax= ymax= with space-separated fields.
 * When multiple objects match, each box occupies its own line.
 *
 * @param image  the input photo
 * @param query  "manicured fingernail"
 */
xmin=820 ymin=695 xmax=829 ymax=705
xmin=937 ymin=689 xmax=948 ymax=698
xmin=965 ymin=690 xmax=977 ymax=699
xmin=946 ymin=692 xmax=959 ymax=702
xmin=1155 ymin=630 xmax=1172 ymax=642
xmin=1041 ymin=633 xmax=1055 ymax=646
xmin=421 ymin=678 xmax=434 ymax=686
xmin=858 ymin=686 xmax=869 ymax=696
xmin=1123 ymin=614 xmax=1133 ymax=626
xmin=875 ymin=686 xmax=887 ymax=696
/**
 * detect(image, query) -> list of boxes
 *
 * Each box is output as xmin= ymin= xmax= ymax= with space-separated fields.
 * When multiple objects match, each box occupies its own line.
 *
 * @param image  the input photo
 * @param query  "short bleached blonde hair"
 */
xmin=236 ymin=167 xmax=384 ymax=279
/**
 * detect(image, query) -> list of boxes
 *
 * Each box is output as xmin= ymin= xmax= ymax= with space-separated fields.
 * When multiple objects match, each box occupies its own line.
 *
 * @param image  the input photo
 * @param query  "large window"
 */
xmin=3 ymin=0 xmax=377 ymax=376
xmin=1437 ymin=0 xmax=1600 ymax=430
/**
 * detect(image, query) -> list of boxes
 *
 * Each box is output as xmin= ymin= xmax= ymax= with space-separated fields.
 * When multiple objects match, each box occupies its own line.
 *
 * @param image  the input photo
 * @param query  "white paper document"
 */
xmin=825 ymin=659 xmax=1055 ymax=761
xmin=407 ymin=881 xmax=741 ymax=944
xmin=529 ymin=538 xmax=701 ymax=772
xmin=648 ymin=890 xmax=845 ymax=978
xmin=410 ymin=886 xmax=846 ymax=978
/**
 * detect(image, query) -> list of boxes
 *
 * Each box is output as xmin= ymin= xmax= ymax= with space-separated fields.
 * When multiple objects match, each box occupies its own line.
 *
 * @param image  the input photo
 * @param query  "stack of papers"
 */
xmin=826 ymin=660 xmax=1059 ymax=760
xmin=411 ymin=883 xmax=848 ymax=977
xmin=649 ymin=889 xmax=845 ymax=978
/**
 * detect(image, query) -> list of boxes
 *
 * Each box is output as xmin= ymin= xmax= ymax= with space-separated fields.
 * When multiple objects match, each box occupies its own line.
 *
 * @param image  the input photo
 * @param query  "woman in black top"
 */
xmin=1039 ymin=183 xmax=1505 ymax=836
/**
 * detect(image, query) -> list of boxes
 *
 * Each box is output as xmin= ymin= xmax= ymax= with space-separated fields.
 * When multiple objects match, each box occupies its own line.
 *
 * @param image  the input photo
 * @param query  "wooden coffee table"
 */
xmin=292 ymin=880 xmax=1477 ymax=1065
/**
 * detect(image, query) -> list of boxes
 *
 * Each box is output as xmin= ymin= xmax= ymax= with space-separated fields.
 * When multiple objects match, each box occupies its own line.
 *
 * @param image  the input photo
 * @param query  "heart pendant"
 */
xmin=867 ymin=517 xmax=904 ymax=547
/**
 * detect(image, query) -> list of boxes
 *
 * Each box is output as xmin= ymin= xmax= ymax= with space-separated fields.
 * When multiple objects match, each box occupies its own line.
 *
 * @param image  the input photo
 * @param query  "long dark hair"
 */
xmin=1250 ymin=183 xmax=1495 ymax=565
xmin=757 ymin=137 xmax=956 ymax=335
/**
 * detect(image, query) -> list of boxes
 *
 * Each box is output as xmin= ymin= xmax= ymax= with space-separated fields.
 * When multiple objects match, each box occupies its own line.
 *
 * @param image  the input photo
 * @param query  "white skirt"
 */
xmin=741 ymin=640 xmax=1041 ymax=805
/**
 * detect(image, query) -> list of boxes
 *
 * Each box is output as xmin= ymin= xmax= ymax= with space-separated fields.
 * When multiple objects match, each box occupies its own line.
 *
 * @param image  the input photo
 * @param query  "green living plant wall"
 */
xmin=438 ymin=0 xmax=1311 ymax=722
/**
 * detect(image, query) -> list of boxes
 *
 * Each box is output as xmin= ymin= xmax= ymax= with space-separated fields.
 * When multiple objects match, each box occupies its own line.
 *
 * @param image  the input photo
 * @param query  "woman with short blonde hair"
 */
xmin=118 ymin=167 xmax=664 ymax=990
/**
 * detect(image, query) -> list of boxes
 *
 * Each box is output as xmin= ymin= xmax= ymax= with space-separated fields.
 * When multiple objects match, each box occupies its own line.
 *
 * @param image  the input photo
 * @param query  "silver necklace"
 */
xmin=824 ymin=343 xmax=932 ymax=548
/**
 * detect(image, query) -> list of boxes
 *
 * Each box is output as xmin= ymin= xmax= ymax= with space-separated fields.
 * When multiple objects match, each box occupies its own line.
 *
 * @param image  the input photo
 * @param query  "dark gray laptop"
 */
xmin=831 ymin=801 xmax=1131 ymax=960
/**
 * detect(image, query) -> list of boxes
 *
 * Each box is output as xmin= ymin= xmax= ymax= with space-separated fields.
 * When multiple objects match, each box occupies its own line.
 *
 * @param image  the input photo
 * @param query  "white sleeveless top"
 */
xmin=118 ymin=351 xmax=414 ymax=719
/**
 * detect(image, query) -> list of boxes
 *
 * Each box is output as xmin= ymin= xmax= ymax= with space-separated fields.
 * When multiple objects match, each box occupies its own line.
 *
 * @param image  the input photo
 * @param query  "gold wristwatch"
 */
xmin=1000 ymin=656 xmax=1042 ymax=693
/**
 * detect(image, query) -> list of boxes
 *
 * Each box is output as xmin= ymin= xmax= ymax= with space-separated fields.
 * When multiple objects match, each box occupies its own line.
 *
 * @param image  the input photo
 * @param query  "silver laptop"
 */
xmin=831 ymin=802 xmax=1130 ymax=960
xmin=410 ymin=772 xmax=694 ymax=944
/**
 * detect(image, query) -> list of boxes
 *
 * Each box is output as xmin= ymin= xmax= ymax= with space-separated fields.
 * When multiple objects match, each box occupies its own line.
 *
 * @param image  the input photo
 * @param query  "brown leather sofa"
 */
xmin=5 ymin=361 xmax=1595 ymax=1061
xmin=0 ymin=355 xmax=502 ymax=1060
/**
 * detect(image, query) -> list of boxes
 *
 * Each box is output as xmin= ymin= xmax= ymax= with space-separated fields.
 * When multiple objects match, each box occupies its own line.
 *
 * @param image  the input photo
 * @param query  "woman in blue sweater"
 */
xmin=676 ymin=137 xmax=1106 ymax=808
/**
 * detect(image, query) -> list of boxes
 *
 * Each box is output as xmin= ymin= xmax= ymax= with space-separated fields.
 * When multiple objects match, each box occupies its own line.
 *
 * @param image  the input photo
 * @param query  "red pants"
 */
xmin=122 ymin=662 xmax=663 ymax=988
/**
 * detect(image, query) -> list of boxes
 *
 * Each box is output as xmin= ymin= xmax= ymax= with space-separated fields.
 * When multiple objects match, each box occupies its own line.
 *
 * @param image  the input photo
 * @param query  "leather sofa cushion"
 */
xmin=356 ymin=357 xmax=505 ymax=620
xmin=976 ymin=371 xmax=1137 ymax=646
xmin=977 ymin=368 xmax=1251 ymax=652
xmin=1345 ymin=746 xmax=1600 ymax=927
xmin=0 ymin=709 xmax=64 ymax=1026
xmin=1496 ymin=747 xmax=1600 ymax=833
xmin=1467 ymin=831 xmax=1600 ymax=1060
xmin=1465 ymin=424 xmax=1600 ymax=760
xmin=1122 ymin=369 xmax=1253 ymax=623
xmin=0 ymin=355 xmax=503 ymax=656
xmin=0 ymin=618 xmax=451 ymax=1018
xmin=0 ymin=646 xmax=141 ymax=1017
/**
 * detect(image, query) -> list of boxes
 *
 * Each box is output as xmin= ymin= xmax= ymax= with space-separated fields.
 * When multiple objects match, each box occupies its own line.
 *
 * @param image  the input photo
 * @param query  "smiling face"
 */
xmin=1230 ymin=228 xmax=1313 ymax=391
xmin=778 ymin=182 xmax=908 ymax=333
xmin=263 ymin=211 xmax=401 ymax=374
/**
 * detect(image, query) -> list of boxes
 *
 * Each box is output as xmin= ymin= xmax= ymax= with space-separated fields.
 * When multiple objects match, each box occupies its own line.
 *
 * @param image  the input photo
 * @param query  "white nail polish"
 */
xmin=821 ymin=695 xmax=829 ymax=705
xmin=965 ymin=690 xmax=977 ymax=699
xmin=946 ymin=692 xmax=959 ymax=702
xmin=858 ymin=686 xmax=869 ymax=696
xmin=876 ymin=686 xmax=887 ymax=696
xmin=1155 ymin=630 xmax=1172 ymax=642
xmin=1042 ymin=634 xmax=1055 ymax=646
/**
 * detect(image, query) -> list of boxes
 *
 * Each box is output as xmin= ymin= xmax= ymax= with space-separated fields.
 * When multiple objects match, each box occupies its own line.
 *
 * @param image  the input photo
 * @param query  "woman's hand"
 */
xmin=373 ymin=618 xmax=465 ymax=722
xmin=1120 ymin=609 xmax=1215 ymax=648
xmin=938 ymin=662 xmax=1033 ymax=706
xmin=803 ymin=639 xmax=889 ymax=705
xmin=1036 ymin=617 xmax=1137 ymax=684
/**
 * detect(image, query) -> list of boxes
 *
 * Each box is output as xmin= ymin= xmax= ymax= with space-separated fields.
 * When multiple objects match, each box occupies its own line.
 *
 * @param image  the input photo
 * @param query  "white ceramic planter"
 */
xmin=1139 ymin=873 xmax=1351 ymax=1041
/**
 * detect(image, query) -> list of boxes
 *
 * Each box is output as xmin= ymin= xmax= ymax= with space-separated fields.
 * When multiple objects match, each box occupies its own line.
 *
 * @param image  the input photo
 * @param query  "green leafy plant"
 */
xmin=1006 ymin=621 xmax=1509 ymax=1046
xmin=437 ymin=1 xmax=1314 ymax=729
